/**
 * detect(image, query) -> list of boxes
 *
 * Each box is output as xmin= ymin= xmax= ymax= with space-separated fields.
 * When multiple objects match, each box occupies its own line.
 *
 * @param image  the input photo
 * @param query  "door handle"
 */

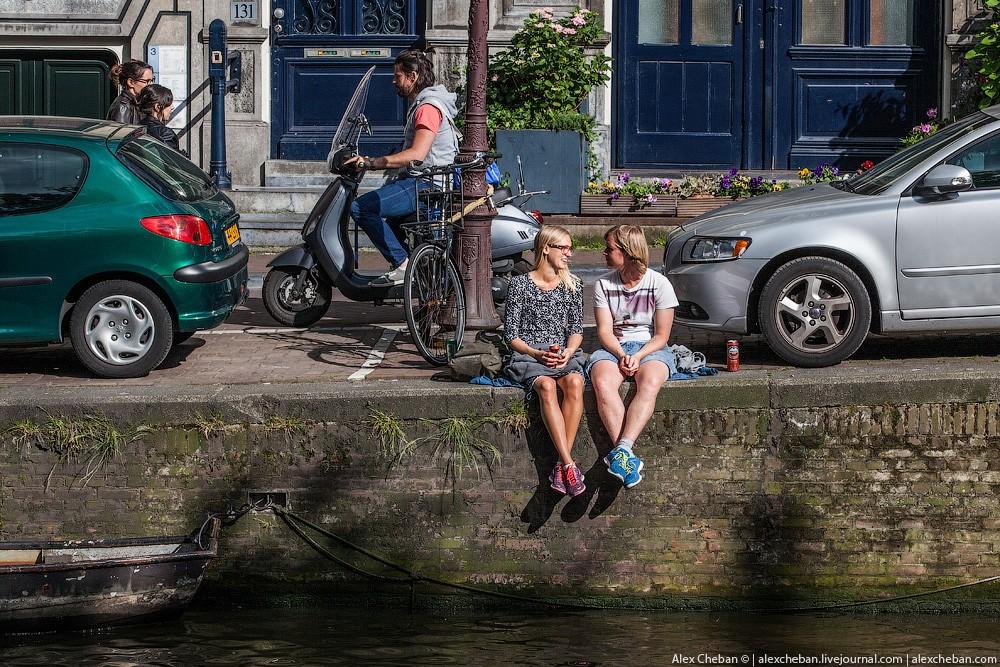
xmin=736 ymin=3 xmax=743 ymax=24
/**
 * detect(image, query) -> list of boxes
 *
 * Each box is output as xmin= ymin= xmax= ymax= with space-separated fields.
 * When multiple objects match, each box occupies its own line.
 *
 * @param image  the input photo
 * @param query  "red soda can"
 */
xmin=726 ymin=339 xmax=740 ymax=372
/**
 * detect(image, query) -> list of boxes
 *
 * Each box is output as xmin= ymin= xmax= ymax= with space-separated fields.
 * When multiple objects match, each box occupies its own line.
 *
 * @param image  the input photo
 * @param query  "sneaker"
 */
xmin=563 ymin=462 xmax=586 ymax=497
xmin=549 ymin=463 xmax=566 ymax=494
xmin=604 ymin=446 xmax=644 ymax=489
xmin=371 ymin=264 xmax=407 ymax=287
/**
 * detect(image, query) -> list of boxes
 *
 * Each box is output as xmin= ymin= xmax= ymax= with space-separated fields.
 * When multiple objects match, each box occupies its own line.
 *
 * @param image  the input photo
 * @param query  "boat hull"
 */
xmin=0 ymin=519 xmax=219 ymax=634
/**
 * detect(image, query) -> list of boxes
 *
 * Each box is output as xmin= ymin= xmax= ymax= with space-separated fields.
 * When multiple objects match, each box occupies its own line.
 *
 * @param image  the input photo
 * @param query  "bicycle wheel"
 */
xmin=404 ymin=243 xmax=466 ymax=366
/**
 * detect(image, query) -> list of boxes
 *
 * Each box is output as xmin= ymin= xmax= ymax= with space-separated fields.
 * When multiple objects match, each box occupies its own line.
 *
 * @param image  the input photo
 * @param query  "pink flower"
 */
xmin=920 ymin=123 xmax=932 ymax=134
xmin=552 ymin=23 xmax=565 ymax=33
xmin=491 ymin=74 xmax=498 ymax=81
xmin=563 ymin=27 xmax=576 ymax=34
xmin=926 ymin=107 xmax=938 ymax=119
xmin=571 ymin=15 xmax=586 ymax=26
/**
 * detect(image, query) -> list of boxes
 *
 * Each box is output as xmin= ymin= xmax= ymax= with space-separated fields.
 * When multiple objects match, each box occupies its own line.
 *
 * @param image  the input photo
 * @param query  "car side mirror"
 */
xmin=915 ymin=164 xmax=973 ymax=197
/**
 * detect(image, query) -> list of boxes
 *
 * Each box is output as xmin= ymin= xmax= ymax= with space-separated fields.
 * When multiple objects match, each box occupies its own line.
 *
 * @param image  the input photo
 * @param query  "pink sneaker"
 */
xmin=549 ymin=463 xmax=567 ymax=494
xmin=563 ymin=462 xmax=586 ymax=497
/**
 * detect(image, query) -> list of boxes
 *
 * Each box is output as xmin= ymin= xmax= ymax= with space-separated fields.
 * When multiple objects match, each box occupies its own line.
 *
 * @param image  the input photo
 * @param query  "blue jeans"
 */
xmin=350 ymin=178 xmax=425 ymax=266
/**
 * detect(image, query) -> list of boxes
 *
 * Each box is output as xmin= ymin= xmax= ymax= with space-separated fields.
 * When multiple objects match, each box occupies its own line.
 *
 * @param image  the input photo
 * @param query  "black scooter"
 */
xmin=262 ymin=67 xmax=541 ymax=328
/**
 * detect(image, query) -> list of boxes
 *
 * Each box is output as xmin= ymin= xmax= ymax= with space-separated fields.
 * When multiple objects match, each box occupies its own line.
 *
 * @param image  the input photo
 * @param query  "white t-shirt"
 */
xmin=593 ymin=268 xmax=679 ymax=343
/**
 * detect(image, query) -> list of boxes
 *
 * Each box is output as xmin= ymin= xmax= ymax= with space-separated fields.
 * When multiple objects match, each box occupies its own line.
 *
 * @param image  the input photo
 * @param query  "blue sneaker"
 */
xmin=604 ymin=446 xmax=643 ymax=489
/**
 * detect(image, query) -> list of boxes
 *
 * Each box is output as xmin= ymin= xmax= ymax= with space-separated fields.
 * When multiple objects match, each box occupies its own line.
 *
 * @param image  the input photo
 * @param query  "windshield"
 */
xmin=845 ymin=112 xmax=997 ymax=196
xmin=117 ymin=136 xmax=217 ymax=202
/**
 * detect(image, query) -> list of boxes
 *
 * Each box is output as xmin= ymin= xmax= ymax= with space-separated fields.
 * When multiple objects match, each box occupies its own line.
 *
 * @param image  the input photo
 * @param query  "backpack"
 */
xmin=446 ymin=330 xmax=510 ymax=381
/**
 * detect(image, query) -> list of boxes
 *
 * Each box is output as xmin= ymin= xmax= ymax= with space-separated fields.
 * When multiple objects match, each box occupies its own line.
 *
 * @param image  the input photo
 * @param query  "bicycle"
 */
xmin=399 ymin=157 xmax=492 ymax=366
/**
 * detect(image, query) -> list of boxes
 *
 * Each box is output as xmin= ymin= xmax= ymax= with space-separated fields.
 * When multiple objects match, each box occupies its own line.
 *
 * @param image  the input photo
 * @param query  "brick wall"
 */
xmin=3 ymin=384 xmax=1000 ymax=607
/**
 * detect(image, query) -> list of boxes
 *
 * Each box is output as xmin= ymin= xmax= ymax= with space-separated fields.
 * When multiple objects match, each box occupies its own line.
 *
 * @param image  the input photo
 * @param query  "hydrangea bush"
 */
xmin=487 ymin=7 xmax=610 ymax=151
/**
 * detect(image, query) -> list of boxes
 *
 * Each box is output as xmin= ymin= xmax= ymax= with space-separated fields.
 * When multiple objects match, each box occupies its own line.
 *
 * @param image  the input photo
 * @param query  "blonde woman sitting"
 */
xmin=502 ymin=225 xmax=587 ymax=497
xmin=587 ymin=224 xmax=678 ymax=489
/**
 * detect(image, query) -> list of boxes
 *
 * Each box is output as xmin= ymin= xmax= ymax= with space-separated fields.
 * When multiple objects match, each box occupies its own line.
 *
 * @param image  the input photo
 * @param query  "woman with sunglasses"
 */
xmin=587 ymin=224 xmax=678 ymax=490
xmin=502 ymin=225 xmax=587 ymax=497
xmin=107 ymin=59 xmax=155 ymax=125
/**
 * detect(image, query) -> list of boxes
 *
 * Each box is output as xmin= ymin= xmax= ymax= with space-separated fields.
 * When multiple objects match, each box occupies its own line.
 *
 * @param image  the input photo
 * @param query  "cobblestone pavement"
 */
xmin=3 ymin=252 xmax=1000 ymax=388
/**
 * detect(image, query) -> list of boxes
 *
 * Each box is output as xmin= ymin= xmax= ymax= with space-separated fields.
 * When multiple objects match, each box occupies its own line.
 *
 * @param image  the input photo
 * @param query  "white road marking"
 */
xmin=200 ymin=325 xmax=406 ymax=335
xmin=348 ymin=327 xmax=400 ymax=381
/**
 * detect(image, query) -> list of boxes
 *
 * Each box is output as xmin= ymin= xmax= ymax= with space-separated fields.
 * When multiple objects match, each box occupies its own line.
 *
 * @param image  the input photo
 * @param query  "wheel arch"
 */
xmin=746 ymin=248 xmax=883 ymax=335
xmin=60 ymin=272 xmax=179 ymax=340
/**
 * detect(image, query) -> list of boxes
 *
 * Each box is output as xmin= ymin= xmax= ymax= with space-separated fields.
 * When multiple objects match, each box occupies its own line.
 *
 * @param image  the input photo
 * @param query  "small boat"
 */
xmin=0 ymin=517 xmax=220 ymax=634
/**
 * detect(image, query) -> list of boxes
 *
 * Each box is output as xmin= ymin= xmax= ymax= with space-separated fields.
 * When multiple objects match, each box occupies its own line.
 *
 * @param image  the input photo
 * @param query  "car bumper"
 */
xmin=171 ymin=264 xmax=249 ymax=332
xmin=663 ymin=242 xmax=766 ymax=334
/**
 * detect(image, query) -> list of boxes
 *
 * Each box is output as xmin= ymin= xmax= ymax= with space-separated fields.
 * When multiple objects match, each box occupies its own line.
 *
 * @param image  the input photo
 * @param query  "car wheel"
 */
xmin=758 ymin=256 xmax=871 ymax=367
xmin=70 ymin=280 xmax=173 ymax=378
xmin=262 ymin=267 xmax=332 ymax=327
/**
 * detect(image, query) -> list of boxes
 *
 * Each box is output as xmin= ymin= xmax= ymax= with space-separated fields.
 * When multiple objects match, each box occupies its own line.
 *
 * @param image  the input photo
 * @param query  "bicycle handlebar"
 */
xmin=405 ymin=152 xmax=496 ymax=178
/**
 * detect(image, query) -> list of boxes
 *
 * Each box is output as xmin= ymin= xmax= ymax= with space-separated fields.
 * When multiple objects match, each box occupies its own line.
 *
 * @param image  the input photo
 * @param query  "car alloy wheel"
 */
xmin=70 ymin=280 xmax=173 ymax=378
xmin=759 ymin=256 xmax=871 ymax=367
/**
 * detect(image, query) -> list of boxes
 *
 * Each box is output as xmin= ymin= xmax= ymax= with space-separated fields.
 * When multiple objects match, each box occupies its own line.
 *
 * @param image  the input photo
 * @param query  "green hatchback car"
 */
xmin=0 ymin=117 xmax=249 ymax=378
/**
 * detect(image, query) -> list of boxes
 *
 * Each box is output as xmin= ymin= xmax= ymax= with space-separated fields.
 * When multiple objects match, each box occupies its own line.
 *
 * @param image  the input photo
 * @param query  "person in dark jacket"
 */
xmin=137 ymin=84 xmax=185 ymax=155
xmin=106 ymin=59 xmax=154 ymax=125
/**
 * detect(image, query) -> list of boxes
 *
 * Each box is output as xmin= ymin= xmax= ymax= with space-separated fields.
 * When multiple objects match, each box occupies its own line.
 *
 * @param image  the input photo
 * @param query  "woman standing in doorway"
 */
xmin=106 ymin=59 xmax=154 ymax=125
xmin=502 ymin=225 xmax=587 ymax=497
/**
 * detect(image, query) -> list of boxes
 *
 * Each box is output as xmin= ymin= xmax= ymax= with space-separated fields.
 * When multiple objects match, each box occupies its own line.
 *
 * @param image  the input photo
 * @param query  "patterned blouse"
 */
xmin=503 ymin=273 xmax=584 ymax=350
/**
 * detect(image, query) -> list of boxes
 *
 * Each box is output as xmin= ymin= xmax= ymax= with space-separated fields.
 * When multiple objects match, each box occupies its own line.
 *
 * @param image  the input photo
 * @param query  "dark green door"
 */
xmin=0 ymin=50 xmax=117 ymax=118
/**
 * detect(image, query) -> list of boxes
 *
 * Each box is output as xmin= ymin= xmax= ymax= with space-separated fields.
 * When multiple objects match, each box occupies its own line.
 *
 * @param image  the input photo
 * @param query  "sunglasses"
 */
xmin=133 ymin=77 xmax=155 ymax=84
xmin=547 ymin=243 xmax=573 ymax=253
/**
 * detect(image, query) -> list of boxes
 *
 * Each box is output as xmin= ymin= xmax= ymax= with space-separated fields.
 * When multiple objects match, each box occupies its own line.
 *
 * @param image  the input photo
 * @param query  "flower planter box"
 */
xmin=676 ymin=196 xmax=740 ymax=218
xmin=579 ymin=193 xmax=677 ymax=217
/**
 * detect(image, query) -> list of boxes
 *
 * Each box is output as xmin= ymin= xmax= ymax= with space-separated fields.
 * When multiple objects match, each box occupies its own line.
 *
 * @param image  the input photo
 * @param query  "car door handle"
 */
xmin=736 ymin=3 xmax=743 ymax=24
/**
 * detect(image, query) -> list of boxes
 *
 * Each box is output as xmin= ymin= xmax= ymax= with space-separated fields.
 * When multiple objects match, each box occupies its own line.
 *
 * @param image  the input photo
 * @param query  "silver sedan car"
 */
xmin=663 ymin=106 xmax=1000 ymax=367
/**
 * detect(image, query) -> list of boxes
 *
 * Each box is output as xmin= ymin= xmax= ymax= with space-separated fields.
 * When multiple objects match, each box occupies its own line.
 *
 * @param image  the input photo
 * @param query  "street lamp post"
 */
xmin=455 ymin=0 xmax=501 ymax=330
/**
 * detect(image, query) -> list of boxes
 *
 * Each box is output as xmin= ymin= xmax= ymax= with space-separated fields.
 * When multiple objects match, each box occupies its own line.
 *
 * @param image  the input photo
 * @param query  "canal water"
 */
xmin=2 ymin=606 xmax=1000 ymax=666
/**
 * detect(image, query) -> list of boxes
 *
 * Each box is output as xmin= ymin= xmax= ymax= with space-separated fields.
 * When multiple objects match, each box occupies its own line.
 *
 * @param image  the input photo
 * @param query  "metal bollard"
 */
xmin=208 ymin=19 xmax=231 ymax=189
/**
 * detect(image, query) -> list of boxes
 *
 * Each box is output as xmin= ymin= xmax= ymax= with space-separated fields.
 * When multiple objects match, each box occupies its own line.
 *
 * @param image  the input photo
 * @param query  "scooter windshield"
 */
xmin=329 ymin=65 xmax=375 ymax=152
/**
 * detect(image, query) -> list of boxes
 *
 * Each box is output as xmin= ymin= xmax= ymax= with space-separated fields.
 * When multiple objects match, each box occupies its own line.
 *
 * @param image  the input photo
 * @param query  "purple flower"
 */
xmin=728 ymin=168 xmax=739 ymax=177
xmin=920 ymin=123 xmax=933 ymax=134
xmin=749 ymin=177 xmax=763 ymax=189
xmin=643 ymin=194 xmax=657 ymax=205
xmin=610 ymin=192 xmax=620 ymax=201
xmin=660 ymin=178 xmax=672 ymax=189
xmin=619 ymin=172 xmax=630 ymax=183
xmin=926 ymin=107 xmax=938 ymax=120
xmin=830 ymin=166 xmax=839 ymax=176
xmin=721 ymin=176 xmax=732 ymax=189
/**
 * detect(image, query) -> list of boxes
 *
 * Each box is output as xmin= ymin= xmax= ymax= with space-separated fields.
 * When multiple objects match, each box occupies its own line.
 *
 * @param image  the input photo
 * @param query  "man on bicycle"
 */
xmin=344 ymin=49 xmax=460 ymax=287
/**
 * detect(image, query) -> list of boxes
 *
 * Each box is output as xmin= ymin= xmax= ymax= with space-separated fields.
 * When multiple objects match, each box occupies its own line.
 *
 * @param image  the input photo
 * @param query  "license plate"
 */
xmin=225 ymin=224 xmax=241 ymax=245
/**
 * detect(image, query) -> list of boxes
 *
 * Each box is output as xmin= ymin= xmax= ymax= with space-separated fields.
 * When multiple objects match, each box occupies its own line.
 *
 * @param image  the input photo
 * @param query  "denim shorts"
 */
xmin=585 ymin=340 xmax=676 ymax=377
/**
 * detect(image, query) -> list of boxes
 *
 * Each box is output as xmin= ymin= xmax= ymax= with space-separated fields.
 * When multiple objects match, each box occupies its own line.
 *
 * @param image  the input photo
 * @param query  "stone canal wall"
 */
xmin=3 ymin=374 xmax=1000 ymax=608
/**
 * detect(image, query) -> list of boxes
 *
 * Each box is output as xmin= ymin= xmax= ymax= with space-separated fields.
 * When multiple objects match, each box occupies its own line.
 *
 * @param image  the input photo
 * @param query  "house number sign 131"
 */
xmin=230 ymin=0 xmax=257 ymax=25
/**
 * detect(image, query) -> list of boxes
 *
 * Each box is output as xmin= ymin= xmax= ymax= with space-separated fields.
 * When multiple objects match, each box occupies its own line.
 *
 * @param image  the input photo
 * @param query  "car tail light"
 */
xmin=140 ymin=215 xmax=212 ymax=245
xmin=529 ymin=210 xmax=544 ymax=225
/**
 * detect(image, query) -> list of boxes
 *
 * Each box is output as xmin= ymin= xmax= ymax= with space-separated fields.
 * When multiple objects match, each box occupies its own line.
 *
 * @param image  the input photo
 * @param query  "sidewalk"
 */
xmin=2 ymin=251 xmax=1000 ymax=389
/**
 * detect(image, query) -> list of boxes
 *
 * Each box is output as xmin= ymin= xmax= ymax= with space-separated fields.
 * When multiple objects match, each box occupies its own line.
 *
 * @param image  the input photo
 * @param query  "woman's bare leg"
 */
xmin=534 ymin=376 xmax=574 ymax=465
xmin=589 ymin=360 xmax=627 ymax=444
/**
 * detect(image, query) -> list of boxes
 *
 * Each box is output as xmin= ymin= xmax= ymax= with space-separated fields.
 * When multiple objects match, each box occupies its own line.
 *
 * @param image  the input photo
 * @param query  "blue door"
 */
xmin=270 ymin=1 xmax=421 ymax=160
xmin=615 ymin=0 xmax=937 ymax=170
xmin=615 ymin=0 xmax=747 ymax=169
xmin=769 ymin=0 xmax=937 ymax=169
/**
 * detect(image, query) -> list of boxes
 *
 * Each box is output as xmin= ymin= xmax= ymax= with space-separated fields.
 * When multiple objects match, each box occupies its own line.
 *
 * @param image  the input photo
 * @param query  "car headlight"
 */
xmin=682 ymin=237 xmax=751 ymax=262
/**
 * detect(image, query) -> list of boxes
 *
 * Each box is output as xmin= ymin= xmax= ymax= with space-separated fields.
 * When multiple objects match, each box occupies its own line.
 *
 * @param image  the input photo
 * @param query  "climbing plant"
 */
xmin=964 ymin=0 xmax=1000 ymax=108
